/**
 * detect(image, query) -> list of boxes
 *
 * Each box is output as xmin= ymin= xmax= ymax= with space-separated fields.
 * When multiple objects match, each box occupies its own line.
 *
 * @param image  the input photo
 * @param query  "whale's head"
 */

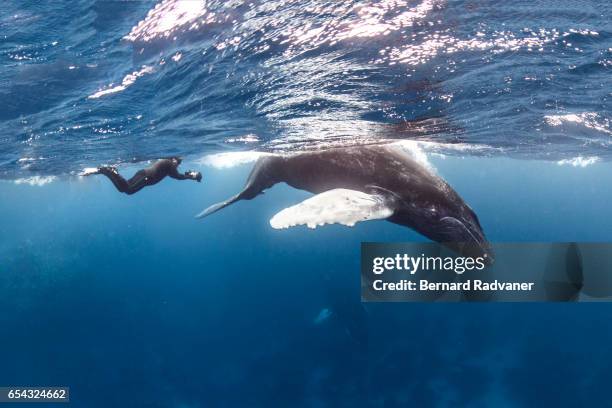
xmin=392 ymin=197 xmax=494 ymax=264
xmin=435 ymin=211 xmax=494 ymax=264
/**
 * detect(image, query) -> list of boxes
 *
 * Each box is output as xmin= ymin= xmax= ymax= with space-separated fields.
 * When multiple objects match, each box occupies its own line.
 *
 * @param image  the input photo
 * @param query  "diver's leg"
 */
xmin=124 ymin=170 xmax=149 ymax=195
xmin=98 ymin=167 xmax=130 ymax=193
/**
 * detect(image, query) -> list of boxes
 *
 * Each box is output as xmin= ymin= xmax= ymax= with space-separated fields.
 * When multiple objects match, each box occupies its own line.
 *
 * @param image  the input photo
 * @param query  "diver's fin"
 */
xmin=79 ymin=167 xmax=101 ymax=176
xmin=269 ymin=188 xmax=394 ymax=229
xmin=195 ymin=194 xmax=241 ymax=219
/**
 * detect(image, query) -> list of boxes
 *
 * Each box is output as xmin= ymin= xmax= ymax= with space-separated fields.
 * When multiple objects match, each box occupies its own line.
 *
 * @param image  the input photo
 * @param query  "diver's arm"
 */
xmin=168 ymin=169 xmax=188 ymax=180
xmin=168 ymin=167 xmax=202 ymax=182
xmin=167 ymin=164 xmax=188 ymax=180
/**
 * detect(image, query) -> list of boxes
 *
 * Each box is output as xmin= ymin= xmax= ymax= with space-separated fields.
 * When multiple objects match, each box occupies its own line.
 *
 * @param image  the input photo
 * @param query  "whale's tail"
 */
xmin=195 ymin=194 xmax=241 ymax=219
xmin=195 ymin=155 xmax=282 ymax=220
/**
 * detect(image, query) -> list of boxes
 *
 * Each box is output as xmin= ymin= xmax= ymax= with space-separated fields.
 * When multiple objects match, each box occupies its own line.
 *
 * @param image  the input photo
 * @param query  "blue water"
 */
xmin=1 ymin=0 xmax=612 ymax=406
xmin=1 ymin=0 xmax=611 ymax=177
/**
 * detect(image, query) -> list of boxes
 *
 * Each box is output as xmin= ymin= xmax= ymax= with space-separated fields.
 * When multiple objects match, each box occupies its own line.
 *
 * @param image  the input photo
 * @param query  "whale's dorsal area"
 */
xmin=269 ymin=188 xmax=394 ymax=229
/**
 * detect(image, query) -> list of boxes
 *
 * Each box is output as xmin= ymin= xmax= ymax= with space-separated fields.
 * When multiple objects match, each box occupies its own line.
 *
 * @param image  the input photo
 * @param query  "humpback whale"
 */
xmin=197 ymin=144 xmax=493 ymax=261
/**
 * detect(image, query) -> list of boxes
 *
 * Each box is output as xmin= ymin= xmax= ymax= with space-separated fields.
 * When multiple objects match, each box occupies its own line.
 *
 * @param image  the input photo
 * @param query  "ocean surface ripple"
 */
xmin=1 ymin=0 xmax=610 ymax=178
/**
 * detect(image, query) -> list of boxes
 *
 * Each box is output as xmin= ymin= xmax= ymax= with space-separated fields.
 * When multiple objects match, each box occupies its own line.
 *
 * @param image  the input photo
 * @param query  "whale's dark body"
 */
xmin=198 ymin=144 xmax=492 ymax=261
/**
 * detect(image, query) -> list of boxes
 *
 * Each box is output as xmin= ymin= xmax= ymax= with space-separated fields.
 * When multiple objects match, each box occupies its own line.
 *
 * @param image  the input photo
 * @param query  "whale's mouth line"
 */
xmin=439 ymin=216 xmax=491 ymax=259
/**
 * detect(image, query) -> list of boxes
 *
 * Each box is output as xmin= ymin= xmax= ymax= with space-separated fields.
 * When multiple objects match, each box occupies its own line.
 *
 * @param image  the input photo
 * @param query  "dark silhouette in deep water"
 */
xmin=88 ymin=157 xmax=201 ymax=195
xmin=196 ymin=144 xmax=493 ymax=261
xmin=544 ymin=243 xmax=584 ymax=301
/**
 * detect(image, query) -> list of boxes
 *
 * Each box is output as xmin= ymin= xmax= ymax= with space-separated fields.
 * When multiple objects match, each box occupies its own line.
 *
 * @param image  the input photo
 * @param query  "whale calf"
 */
xmin=197 ymin=144 xmax=493 ymax=261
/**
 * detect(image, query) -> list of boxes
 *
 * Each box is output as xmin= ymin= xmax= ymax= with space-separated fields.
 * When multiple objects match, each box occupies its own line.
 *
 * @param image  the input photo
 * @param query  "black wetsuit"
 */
xmin=97 ymin=158 xmax=201 ymax=195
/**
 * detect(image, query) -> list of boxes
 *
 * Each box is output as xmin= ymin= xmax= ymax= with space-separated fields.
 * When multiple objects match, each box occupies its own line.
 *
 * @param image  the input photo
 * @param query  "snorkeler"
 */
xmin=86 ymin=157 xmax=202 ymax=195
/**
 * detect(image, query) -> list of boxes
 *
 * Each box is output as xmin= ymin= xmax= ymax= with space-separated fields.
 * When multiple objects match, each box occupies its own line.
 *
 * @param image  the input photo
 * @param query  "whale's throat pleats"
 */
xmin=269 ymin=189 xmax=394 ymax=229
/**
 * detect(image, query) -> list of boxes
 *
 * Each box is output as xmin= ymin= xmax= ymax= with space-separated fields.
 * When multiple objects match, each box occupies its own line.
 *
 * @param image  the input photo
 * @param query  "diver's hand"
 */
xmin=185 ymin=171 xmax=202 ymax=182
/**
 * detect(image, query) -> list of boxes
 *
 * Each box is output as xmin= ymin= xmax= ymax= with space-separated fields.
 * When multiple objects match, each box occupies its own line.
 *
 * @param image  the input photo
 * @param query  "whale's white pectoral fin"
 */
xmin=269 ymin=188 xmax=394 ymax=230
